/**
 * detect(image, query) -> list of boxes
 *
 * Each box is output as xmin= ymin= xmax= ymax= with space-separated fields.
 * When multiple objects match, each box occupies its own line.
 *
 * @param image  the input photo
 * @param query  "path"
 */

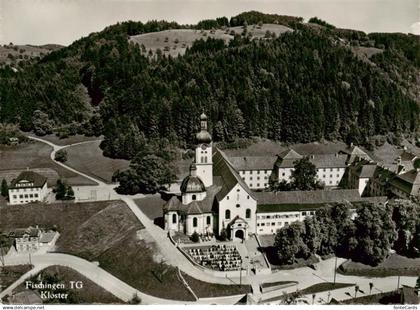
xmin=1 ymin=253 xmax=200 ymax=304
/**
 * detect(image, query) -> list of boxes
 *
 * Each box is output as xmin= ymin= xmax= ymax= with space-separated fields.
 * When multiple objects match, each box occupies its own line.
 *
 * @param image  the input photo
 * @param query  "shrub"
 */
xmin=219 ymin=228 xmax=227 ymax=241
xmin=54 ymin=150 xmax=68 ymax=163
xmin=191 ymin=232 xmax=199 ymax=243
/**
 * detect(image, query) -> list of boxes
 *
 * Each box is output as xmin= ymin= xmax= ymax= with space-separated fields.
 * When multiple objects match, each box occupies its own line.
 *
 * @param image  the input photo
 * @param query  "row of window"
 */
xmin=10 ymin=187 xmax=39 ymax=192
xmin=240 ymin=170 xmax=270 ymax=175
xmin=246 ymin=183 xmax=268 ymax=188
xmin=225 ymin=209 xmax=251 ymax=220
xmin=319 ymin=168 xmax=343 ymax=172
xmin=257 ymin=211 xmax=315 ymax=220
xmin=243 ymin=176 xmax=268 ymax=181
xmin=319 ymin=174 xmax=341 ymax=179
xmin=12 ymin=193 xmax=39 ymax=199
xmin=258 ymin=222 xmax=289 ymax=227
xmin=192 ymin=216 xmax=212 ymax=227
xmin=226 ymin=194 xmax=250 ymax=200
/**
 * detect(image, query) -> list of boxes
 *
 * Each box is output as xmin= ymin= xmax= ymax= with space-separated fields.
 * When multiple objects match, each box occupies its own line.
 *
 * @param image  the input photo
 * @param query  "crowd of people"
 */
xmin=188 ymin=244 xmax=242 ymax=271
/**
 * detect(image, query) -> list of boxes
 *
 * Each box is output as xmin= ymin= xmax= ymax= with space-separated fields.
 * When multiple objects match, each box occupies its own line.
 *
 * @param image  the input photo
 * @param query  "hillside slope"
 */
xmin=0 ymin=12 xmax=418 ymax=160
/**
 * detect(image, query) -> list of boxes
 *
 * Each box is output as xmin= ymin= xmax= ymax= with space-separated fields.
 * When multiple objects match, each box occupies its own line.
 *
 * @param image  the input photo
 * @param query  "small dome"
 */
xmin=200 ymin=113 xmax=208 ymax=121
xmin=196 ymin=130 xmax=212 ymax=143
xmin=180 ymin=175 xmax=206 ymax=193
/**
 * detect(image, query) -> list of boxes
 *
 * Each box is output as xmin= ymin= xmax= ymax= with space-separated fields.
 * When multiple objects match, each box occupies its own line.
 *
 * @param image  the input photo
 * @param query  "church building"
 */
xmin=163 ymin=113 xmax=257 ymax=241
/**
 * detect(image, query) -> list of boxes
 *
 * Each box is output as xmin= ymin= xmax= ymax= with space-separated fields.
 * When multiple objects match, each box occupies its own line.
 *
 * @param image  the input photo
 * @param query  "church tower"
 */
xmin=195 ymin=113 xmax=213 ymax=187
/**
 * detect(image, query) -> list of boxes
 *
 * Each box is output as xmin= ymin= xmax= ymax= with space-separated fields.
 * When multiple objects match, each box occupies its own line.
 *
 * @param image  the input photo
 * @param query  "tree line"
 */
xmin=274 ymin=200 xmax=419 ymax=266
xmin=0 ymin=13 xmax=418 ymax=162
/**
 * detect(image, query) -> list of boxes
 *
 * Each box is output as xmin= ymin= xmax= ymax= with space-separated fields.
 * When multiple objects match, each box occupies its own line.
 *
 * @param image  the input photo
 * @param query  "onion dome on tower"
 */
xmin=180 ymin=163 xmax=206 ymax=193
xmin=196 ymin=113 xmax=212 ymax=144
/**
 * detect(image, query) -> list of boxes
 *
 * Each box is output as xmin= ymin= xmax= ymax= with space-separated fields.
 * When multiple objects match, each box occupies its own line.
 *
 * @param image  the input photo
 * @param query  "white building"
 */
xmin=8 ymin=226 xmax=59 ymax=253
xmin=272 ymin=149 xmax=347 ymax=187
xmin=228 ymin=156 xmax=277 ymax=190
xmin=164 ymin=113 xmax=257 ymax=241
xmin=8 ymin=171 xmax=48 ymax=205
xmin=163 ymin=114 xmax=381 ymax=240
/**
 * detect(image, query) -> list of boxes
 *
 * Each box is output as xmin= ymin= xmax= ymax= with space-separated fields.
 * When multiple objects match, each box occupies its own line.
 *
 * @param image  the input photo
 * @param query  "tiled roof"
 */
xmin=255 ymin=189 xmax=362 ymax=207
xmin=9 ymin=227 xmax=41 ymax=238
xmin=10 ymin=171 xmax=47 ymax=189
xmin=275 ymin=149 xmax=303 ymax=168
xmin=358 ymin=164 xmax=377 ymax=178
xmin=213 ymin=149 xmax=256 ymax=201
xmin=390 ymin=169 xmax=420 ymax=195
xmin=400 ymin=150 xmax=417 ymax=161
xmin=163 ymin=185 xmax=220 ymax=214
xmin=309 ymin=154 xmax=348 ymax=168
xmin=228 ymin=156 xmax=277 ymax=171
xmin=340 ymin=145 xmax=373 ymax=164
xmin=39 ymin=231 xmax=57 ymax=243
xmin=395 ymin=169 xmax=420 ymax=185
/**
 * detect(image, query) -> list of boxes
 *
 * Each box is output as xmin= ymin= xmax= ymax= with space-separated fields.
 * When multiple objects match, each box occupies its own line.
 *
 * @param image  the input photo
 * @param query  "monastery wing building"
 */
xmin=163 ymin=114 xmax=388 ymax=241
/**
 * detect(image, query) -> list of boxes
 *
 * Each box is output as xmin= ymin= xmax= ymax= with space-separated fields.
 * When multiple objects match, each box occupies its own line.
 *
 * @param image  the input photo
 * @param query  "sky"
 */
xmin=1 ymin=0 xmax=418 ymax=46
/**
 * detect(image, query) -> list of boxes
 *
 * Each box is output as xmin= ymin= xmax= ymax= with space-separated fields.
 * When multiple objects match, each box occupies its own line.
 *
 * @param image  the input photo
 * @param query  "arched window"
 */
xmin=206 ymin=216 xmax=211 ymax=225
xmin=201 ymin=157 xmax=204 ymax=163
xmin=172 ymin=213 xmax=177 ymax=224
xmin=193 ymin=217 xmax=198 ymax=227
xmin=225 ymin=209 xmax=231 ymax=219
xmin=246 ymin=209 xmax=251 ymax=219
xmin=192 ymin=194 xmax=197 ymax=200
xmin=204 ymin=156 xmax=208 ymax=163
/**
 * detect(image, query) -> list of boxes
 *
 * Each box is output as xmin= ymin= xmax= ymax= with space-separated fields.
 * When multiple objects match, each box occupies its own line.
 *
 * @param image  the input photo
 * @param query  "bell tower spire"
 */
xmin=195 ymin=113 xmax=213 ymax=187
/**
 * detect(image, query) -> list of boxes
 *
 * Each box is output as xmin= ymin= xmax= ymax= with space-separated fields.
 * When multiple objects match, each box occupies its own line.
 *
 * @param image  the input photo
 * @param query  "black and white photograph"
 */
xmin=0 ymin=0 xmax=419 ymax=307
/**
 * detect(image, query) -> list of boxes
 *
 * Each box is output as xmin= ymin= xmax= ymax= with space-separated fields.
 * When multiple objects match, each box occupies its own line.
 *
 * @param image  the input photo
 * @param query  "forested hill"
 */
xmin=0 ymin=11 xmax=419 ymax=159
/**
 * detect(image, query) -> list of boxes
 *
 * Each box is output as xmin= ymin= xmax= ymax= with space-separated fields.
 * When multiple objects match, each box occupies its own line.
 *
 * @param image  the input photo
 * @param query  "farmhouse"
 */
xmin=8 ymin=171 xmax=48 ymax=205
xmin=7 ymin=226 xmax=59 ymax=253
xmin=163 ymin=114 xmax=391 ymax=241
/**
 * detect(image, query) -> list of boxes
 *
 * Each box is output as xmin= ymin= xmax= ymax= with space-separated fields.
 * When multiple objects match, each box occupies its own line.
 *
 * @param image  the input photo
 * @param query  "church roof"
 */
xmin=200 ymin=113 xmax=208 ymax=121
xmin=163 ymin=185 xmax=221 ymax=215
xmin=180 ymin=175 xmax=206 ymax=193
xmin=213 ymin=149 xmax=256 ymax=201
xmin=228 ymin=156 xmax=277 ymax=171
xmin=196 ymin=130 xmax=212 ymax=143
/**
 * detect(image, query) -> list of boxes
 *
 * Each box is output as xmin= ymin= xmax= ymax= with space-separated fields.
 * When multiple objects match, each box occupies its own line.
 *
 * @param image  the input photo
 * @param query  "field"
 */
xmin=12 ymin=266 xmax=122 ymax=304
xmin=134 ymin=195 xmax=167 ymax=223
xmin=338 ymin=254 xmax=420 ymax=277
xmin=0 ymin=200 xmax=192 ymax=300
xmin=181 ymin=272 xmax=250 ymax=298
xmin=39 ymin=134 xmax=102 ymax=146
xmin=0 ymin=265 xmax=32 ymax=291
xmin=0 ymin=141 xmax=95 ymax=186
xmin=95 ymin=232 xmax=195 ymax=301
xmin=0 ymin=44 xmax=61 ymax=66
xmin=130 ymin=24 xmax=292 ymax=58
xmin=65 ymin=140 xmax=130 ymax=183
